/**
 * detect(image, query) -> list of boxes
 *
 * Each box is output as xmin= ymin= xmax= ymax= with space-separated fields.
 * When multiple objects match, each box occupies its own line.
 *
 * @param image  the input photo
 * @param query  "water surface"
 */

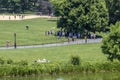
xmin=0 ymin=72 xmax=120 ymax=80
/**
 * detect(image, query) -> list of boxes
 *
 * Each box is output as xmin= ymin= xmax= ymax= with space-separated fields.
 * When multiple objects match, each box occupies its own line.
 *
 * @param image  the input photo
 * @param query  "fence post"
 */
xmin=14 ymin=33 xmax=17 ymax=49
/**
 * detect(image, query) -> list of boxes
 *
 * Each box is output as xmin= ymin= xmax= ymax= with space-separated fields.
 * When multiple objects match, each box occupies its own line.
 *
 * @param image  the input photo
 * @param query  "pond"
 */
xmin=0 ymin=72 xmax=120 ymax=80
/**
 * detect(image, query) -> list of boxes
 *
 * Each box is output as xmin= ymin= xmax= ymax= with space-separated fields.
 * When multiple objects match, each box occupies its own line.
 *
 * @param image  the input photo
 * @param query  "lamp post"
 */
xmin=14 ymin=33 xmax=17 ymax=49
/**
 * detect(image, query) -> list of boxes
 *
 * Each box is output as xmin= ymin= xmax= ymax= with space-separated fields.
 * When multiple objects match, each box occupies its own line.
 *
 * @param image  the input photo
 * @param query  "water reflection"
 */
xmin=0 ymin=72 xmax=120 ymax=80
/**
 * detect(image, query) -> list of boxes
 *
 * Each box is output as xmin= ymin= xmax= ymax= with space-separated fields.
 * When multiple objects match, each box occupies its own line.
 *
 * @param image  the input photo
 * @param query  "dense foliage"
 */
xmin=51 ymin=0 xmax=109 ymax=33
xmin=105 ymin=0 xmax=120 ymax=24
xmin=0 ymin=0 xmax=52 ymax=14
xmin=102 ymin=22 xmax=120 ymax=61
xmin=1 ymin=57 xmax=120 ymax=77
xmin=51 ymin=0 xmax=120 ymax=61
xmin=50 ymin=0 xmax=64 ymax=17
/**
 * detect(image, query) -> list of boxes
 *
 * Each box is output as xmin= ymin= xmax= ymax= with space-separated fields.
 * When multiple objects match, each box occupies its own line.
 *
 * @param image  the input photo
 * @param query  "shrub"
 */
xmin=70 ymin=55 xmax=81 ymax=65
xmin=6 ymin=59 xmax=14 ymax=64
xmin=0 ymin=57 xmax=5 ymax=65
xmin=102 ymin=22 xmax=120 ymax=61
xmin=17 ymin=60 xmax=28 ymax=66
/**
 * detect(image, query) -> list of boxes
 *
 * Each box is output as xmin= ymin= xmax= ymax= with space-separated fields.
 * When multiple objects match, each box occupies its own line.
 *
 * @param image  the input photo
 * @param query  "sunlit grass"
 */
xmin=0 ymin=18 xmax=67 ymax=46
xmin=0 ymin=43 xmax=107 ymax=64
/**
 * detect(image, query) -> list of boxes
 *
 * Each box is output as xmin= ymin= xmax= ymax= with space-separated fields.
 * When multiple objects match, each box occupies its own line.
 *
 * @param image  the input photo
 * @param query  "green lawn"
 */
xmin=0 ymin=18 xmax=66 ymax=46
xmin=0 ymin=17 xmax=107 ymax=65
xmin=0 ymin=43 xmax=107 ymax=64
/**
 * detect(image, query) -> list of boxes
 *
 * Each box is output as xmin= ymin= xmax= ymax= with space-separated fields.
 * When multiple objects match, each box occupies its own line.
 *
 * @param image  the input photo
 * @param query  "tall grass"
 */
xmin=0 ymin=57 xmax=120 ymax=77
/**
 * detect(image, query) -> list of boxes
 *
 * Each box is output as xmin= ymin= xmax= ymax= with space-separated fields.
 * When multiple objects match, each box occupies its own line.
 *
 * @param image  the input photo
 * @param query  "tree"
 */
xmin=101 ymin=22 xmax=120 ymax=61
xmin=20 ymin=0 xmax=29 ymax=13
xmin=0 ymin=0 xmax=9 ymax=11
xmin=105 ymin=0 xmax=120 ymax=24
xmin=0 ymin=0 xmax=53 ymax=14
xmin=50 ymin=0 xmax=64 ymax=16
xmin=87 ymin=0 xmax=109 ymax=33
xmin=52 ymin=0 xmax=109 ymax=34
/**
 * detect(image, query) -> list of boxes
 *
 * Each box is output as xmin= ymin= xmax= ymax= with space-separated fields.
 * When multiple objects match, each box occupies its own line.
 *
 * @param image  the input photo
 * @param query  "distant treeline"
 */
xmin=0 ymin=0 xmax=52 ymax=15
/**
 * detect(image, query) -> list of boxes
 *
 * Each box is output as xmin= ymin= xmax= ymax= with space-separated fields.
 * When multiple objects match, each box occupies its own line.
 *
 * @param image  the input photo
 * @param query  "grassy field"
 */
xmin=0 ymin=43 xmax=107 ymax=64
xmin=0 ymin=18 xmax=116 ymax=76
xmin=1 ymin=43 xmax=120 ymax=77
xmin=0 ymin=16 xmax=107 ymax=64
xmin=0 ymin=18 xmax=66 ymax=47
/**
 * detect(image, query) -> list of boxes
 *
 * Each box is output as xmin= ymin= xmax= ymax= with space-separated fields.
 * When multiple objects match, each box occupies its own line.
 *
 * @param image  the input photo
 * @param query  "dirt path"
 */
xmin=0 ymin=15 xmax=52 ymax=20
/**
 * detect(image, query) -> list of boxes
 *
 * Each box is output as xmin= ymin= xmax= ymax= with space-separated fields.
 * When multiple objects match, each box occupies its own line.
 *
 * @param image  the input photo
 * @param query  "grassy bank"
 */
xmin=0 ymin=58 xmax=120 ymax=77
xmin=1 ymin=43 xmax=119 ymax=77
xmin=0 ymin=43 xmax=107 ymax=64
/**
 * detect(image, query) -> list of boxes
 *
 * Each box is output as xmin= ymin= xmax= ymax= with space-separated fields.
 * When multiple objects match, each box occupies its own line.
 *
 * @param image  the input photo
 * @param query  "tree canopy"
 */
xmin=50 ymin=0 xmax=64 ymax=16
xmin=101 ymin=0 xmax=120 ymax=62
xmin=105 ymin=0 xmax=120 ymax=24
xmin=0 ymin=0 xmax=52 ymax=14
xmin=51 ymin=0 xmax=109 ymax=34
xmin=102 ymin=22 xmax=120 ymax=61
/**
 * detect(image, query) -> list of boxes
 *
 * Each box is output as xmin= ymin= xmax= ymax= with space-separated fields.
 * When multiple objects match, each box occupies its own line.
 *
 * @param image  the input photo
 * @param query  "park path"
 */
xmin=0 ymin=15 xmax=102 ymax=50
xmin=0 ymin=15 xmax=54 ymax=20
xmin=0 ymin=38 xmax=102 ymax=50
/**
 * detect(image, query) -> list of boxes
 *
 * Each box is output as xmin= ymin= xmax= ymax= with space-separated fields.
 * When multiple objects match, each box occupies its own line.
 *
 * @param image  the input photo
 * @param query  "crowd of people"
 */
xmin=55 ymin=31 xmax=96 ymax=39
xmin=45 ymin=30 xmax=97 ymax=42
xmin=45 ymin=30 xmax=54 ymax=35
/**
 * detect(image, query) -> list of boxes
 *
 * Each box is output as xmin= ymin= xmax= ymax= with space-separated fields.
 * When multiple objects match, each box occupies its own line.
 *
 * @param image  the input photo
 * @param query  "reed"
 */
xmin=0 ymin=60 xmax=120 ymax=77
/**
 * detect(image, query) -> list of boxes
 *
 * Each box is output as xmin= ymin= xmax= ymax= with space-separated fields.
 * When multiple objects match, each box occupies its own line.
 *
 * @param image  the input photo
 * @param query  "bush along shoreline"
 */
xmin=0 ymin=57 xmax=120 ymax=77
